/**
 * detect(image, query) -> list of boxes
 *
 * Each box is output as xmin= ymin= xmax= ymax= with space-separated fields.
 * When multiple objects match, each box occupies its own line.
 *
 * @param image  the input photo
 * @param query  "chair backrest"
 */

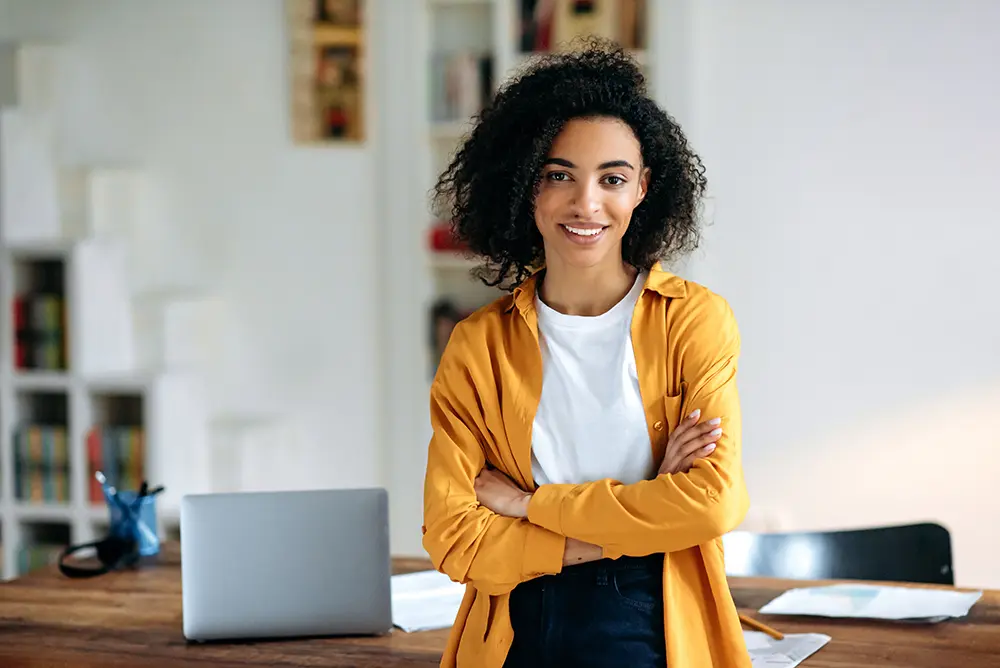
xmin=721 ymin=522 xmax=954 ymax=585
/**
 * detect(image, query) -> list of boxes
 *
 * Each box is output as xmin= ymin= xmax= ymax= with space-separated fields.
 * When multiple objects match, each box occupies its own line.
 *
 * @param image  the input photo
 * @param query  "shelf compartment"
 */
xmin=10 ymin=256 xmax=68 ymax=372
xmin=86 ymin=392 xmax=145 ymax=504
xmin=517 ymin=0 xmax=648 ymax=54
xmin=429 ymin=0 xmax=494 ymax=125
xmin=287 ymin=0 xmax=366 ymax=143
xmin=429 ymin=51 xmax=494 ymax=124
xmin=12 ymin=390 xmax=70 ymax=504
xmin=17 ymin=520 xmax=69 ymax=575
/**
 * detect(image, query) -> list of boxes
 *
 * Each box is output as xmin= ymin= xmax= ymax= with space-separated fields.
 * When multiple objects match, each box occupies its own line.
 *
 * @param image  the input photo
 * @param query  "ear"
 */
xmin=636 ymin=167 xmax=651 ymax=205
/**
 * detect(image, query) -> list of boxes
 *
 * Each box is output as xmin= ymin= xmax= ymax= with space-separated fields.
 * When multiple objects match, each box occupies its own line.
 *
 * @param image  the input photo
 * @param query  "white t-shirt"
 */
xmin=530 ymin=272 xmax=656 ymax=486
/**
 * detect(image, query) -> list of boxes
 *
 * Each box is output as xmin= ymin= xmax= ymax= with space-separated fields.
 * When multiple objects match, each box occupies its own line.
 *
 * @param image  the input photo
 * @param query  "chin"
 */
xmin=550 ymin=244 xmax=618 ymax=270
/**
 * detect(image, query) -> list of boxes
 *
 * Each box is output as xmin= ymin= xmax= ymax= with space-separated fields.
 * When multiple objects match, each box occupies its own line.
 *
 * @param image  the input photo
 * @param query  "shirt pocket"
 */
xmin=662 ymin=381 xmax=687 ymax=435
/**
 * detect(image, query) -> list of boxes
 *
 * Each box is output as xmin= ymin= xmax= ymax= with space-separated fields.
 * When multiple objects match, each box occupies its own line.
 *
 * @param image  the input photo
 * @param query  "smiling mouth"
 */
xmin=559 ymin=224 xmax=608 ymax=245
xmin=561 ymin=224 xmax=608 ymax=237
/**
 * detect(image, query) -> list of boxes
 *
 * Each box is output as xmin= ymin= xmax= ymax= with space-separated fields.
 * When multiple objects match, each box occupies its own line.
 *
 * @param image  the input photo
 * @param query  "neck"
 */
xmin=539 ymin=257 xmax=639 ymax=316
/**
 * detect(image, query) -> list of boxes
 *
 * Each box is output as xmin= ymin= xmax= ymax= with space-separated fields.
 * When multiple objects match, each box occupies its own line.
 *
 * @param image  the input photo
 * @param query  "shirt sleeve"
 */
xmin=422 ymin=324 xmax=566 ymax=595
xmin=526 ymin=295 xmax=749 ymax=558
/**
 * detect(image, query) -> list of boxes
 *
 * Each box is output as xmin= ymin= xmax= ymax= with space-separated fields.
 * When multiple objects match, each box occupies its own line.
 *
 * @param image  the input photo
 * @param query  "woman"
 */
xmin=422 ymin=40 xmax=751 ymax=668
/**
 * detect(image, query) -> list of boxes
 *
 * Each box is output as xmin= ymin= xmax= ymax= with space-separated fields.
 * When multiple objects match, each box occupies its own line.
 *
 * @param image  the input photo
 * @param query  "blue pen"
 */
xmin=94 ymin=471 xmax=125 ymax=510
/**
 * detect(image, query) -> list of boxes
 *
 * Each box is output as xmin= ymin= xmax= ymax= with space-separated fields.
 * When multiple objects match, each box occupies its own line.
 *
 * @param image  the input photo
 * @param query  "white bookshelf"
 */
xmin=0 ymin=43 xmax=214 ymax=580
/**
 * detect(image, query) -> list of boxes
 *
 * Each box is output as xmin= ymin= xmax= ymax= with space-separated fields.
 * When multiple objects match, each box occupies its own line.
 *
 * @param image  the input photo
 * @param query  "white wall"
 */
xmin=668 ymin=0 xmax=1000 ymax=588
xmin=0 ymin=0 xmax=384 ymax=490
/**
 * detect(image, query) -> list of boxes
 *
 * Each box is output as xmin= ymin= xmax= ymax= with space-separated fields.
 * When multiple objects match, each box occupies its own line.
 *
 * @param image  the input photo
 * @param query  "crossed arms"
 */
xmin=421 ymin=300 xmax=748 ymax=596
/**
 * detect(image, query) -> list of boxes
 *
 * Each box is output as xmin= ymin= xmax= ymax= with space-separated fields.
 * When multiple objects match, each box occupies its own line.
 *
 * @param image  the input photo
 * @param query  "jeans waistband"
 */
xmin=553 ymin=552 xmax=664 ymax=579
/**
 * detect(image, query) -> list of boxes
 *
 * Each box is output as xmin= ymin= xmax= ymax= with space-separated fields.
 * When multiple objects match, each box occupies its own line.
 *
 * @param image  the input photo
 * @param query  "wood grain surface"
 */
xmin=1 ymin=542 xmax=998 ymax=667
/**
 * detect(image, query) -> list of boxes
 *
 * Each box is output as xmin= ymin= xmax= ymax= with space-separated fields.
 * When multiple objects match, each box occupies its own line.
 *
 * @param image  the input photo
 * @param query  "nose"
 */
xmin=569 ymin=180 xmax=601 ymax=218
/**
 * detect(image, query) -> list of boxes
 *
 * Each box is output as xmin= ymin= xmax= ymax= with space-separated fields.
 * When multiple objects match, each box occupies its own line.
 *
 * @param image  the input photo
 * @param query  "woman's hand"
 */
xmin=474 ymin=468 xmax=532 ymax=518
xmin=658 ymin=408 xmax=723 ymax=475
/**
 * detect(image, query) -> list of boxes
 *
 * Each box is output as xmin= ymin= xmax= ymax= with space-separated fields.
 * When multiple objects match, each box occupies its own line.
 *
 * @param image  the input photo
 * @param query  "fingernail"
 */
xmin=689 ymin=409 xmax=700 ymax=419
xmin=708 ymin=417 xmax=721 ymax=426
xmin=705 ymin=443 xmax=716 ymax=452
xmin=710 ymin=428 xmax=722 ymax=437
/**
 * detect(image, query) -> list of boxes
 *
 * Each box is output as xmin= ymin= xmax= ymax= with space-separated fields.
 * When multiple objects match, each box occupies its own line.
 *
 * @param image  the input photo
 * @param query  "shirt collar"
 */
xmin=505 ymin=261 xmax=687 ymax=316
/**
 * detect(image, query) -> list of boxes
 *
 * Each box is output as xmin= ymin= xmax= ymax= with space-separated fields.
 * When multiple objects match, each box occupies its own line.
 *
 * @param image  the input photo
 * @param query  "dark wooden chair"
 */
xmin=721 ymin=521 xmax=954 ymax=585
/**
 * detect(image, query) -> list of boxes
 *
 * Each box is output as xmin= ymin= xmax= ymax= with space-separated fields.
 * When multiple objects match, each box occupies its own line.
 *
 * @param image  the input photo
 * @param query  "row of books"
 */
xmin=86 ymin=426 xmax=145 ymax=502
xmin=5 ymin=424 xmax=145 ymax=503
xmin=12 ymin=292 xmax=68 ymax=371
xmin=13 ymin=425 xmax=70 ymax=503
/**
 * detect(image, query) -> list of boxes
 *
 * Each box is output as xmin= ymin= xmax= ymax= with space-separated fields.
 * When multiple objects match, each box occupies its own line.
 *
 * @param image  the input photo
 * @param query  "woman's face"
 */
xmin=534 ymin=116 xmax=649 ymax=272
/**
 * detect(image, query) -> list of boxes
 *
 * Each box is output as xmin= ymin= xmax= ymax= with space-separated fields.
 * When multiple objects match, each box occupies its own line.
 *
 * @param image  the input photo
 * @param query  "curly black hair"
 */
xmin=431 ymin=38 xmax=708 ymax=291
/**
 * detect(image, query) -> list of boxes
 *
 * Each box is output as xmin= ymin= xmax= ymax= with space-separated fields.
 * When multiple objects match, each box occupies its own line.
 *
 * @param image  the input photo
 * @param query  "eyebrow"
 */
xmin=542 ymin=158 xmax=636 ymax=171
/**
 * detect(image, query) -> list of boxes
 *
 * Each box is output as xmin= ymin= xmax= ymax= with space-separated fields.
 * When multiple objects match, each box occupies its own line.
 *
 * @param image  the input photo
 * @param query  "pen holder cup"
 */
xmin=108 ymin=491 xmax=161 ymax=557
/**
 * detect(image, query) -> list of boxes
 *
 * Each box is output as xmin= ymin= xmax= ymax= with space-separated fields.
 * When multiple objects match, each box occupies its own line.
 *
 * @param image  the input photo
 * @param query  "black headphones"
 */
xmin=58 ymin=534 xmax=141 ymax=578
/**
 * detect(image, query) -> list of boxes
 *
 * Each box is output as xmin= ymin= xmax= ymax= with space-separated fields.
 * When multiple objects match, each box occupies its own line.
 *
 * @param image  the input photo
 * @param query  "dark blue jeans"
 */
xmin=503 ymin=553 xmax=667 ymax=667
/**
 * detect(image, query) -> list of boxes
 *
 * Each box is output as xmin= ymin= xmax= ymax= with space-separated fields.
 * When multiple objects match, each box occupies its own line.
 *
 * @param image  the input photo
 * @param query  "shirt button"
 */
xmin=653 ymin=421 xmax=664 ymax=431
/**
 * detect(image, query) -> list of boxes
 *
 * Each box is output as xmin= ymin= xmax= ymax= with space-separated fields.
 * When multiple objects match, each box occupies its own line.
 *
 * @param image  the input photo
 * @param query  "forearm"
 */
xmin=422 ymin=506 xmax=566 ymax=595
xmin=562 ymin=536 xmax=604 ymax=566
xmin=527 ymin=462 xmax=748 ymax=558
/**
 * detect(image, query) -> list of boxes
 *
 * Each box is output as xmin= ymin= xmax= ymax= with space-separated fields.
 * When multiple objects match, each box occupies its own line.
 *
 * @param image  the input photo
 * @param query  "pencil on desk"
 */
xmin=739 ymin=613 xmax=784 ymax=640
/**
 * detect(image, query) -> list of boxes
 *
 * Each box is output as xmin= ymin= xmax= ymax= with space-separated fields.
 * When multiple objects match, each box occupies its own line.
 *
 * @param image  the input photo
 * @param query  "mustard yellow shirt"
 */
xmin=422 ymin=263 xmax=752 ymax=667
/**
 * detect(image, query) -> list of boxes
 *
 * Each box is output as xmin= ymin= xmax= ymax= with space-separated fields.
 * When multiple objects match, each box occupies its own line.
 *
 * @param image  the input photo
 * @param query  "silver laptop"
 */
xmin=180 ymin=487 xmax=392 ymax=641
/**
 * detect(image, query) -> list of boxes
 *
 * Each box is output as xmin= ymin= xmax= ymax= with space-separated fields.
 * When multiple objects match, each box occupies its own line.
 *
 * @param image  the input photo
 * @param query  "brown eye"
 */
xmin=604 ymin=175 xmax=626 ymax=186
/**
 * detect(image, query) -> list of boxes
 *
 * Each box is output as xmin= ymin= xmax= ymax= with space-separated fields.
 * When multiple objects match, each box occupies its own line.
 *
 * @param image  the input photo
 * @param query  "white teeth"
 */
xmin=564 ymin=226 xmax=603 ymax=237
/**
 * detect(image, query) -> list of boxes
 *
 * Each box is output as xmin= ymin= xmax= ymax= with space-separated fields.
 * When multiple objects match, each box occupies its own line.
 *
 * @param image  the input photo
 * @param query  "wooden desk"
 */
xmin=1 ymin=543 xmax=999 ymax=667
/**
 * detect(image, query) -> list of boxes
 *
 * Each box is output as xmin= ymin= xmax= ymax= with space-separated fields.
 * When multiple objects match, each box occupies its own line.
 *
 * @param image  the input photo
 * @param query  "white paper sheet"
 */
xmin=759 ymin=583 xmax=982 ymax=622
xmin=744 ymin=631 xmax=831 ymax=667
xmin=390 ymin=569 xmax=467 ymax=632
xmin=391 ymin=570 xmax=829 ymax=668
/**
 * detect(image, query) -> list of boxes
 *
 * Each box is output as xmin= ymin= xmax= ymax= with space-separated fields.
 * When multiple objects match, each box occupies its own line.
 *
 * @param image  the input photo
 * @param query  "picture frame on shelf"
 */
xmin=286 ymin=0 xmax=366 ymax=144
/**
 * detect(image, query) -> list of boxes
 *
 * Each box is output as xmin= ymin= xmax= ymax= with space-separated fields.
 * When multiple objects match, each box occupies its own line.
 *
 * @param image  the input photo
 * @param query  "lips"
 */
xmin=560 ymin=223 xmax=608 ymax=245
xmin=563 ymin=224 xmax=604 ymax=236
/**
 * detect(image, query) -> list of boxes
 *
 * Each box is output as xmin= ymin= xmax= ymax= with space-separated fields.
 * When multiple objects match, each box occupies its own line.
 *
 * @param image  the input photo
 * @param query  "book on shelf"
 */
xmin=12 ymin=292 xmax=67 ymax=371
xmin=431 ymin=51 xmax=494 ymax=123
xmin=428 ymin=220 xmax=469 ymax=253
xmin=13 ymin=424 xmax=70 ymax=504
xmin=86 ymin=425 xmax=145 ymax=503
xmin=17 ymin=544 xmax=63 ymax=574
